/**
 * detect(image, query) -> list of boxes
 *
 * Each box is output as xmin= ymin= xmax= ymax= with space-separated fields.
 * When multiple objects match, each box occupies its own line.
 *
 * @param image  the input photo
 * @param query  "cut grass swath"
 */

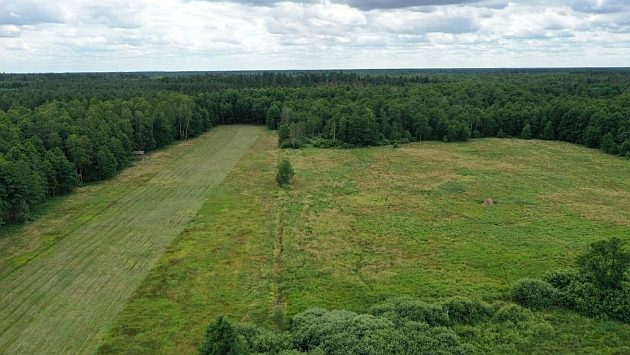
xmin=0 ymin=125 xmax=263 ymax=354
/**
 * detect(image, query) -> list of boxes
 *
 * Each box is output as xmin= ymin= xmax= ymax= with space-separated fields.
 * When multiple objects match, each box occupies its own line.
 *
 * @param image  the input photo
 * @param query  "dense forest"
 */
xmin=1 ymin=70 xmax=629 ymax=225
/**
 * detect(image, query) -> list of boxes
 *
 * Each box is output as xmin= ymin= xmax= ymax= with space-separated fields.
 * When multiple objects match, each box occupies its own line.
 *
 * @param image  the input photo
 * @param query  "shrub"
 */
xmin=199 ymin=316 xmax=242 ymax=355
xmin=511 ymin=279 xmax=560 ymax=309
xmin=291 ymin=308 xmax=467 ymax=355
xmin=510 ymin=238 xmax=630 ymax=323
xmin=542 ymin=269 xmax=580 ymax=307
xmin=235 ymin=323 xmax=293 ymax=354
xmin=291 ymin=309 xmax=394 ymax=353
xmin=543 ymin=269 xmax=580 ymax=289
xmin=565 ymin=281 xmax=630 ymax=322
xmin=492 ymin=304 xmax=529 ymax=323
xmin=441 ymin=297 xmax=494 ymax=325
xmin=276 ymin=158 xmax=295 ymax=187
xmin=370 ymin=297 xmax=449 ymax=326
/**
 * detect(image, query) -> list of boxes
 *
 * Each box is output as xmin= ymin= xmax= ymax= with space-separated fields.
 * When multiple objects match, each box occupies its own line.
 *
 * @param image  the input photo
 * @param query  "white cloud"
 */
xmin=0 ymin=0 xmax=628 ymax=72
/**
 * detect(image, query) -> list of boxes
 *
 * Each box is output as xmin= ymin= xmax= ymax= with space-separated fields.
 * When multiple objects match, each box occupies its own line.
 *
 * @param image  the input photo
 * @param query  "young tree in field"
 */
xmin=276 ymin=158 xmax=295 ymax=188
xmin=199 ymin=316 xmax=240 ymax=355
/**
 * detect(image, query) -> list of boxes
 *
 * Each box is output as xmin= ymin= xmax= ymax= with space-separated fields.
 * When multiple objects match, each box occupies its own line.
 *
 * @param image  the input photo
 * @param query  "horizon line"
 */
xmin=2 ymin=66 xmax=630 ymax=75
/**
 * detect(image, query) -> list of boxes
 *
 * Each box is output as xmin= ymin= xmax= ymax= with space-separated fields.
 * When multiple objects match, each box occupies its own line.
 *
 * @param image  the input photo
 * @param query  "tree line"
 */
xmin=1 ymin=70 xmax=628 ymax=225
xmin=267 ymin=83 xmax=629 ymax=154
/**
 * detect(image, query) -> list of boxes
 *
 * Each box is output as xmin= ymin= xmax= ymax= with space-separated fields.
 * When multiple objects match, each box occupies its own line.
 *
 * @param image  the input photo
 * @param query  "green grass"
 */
xmin=100 ymin=135 xmax=629 ymax=354
xmin=0 ymin=125 xmax=263 ymax=354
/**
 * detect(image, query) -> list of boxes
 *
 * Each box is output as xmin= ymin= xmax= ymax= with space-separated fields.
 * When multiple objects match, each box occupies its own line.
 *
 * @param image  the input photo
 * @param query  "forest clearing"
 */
xmin=2 ymin=0 xmax=630 ymax=350
xmin=1 ymin=69 xmax=629 ymax=354
xmin=98 ymin=131 xmax=630 ymax=354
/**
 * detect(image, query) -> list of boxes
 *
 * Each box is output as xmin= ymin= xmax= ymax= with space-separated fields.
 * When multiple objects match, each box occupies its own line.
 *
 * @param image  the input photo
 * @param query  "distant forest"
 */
xmin=1 ymin=69 xmax=629 ymax=224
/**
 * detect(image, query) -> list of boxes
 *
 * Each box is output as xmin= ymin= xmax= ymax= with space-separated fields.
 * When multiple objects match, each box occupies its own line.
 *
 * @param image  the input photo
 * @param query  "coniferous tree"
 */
xmin=276 ymin=158 xmax=295 ymax=188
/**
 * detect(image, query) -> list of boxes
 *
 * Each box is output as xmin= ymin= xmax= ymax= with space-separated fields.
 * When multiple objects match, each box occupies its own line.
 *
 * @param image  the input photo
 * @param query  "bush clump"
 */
xmin=492 ymin=304 xmax=530 ymax=323
xmin=511 ymin=279 xmax=560 ymax=310
xmin=235 ymin=323 xmax=293 ymax=354
xmin=543 ymin=269 xmax=580 ymax=289
xmin=199 ymin=316 xmax=242 ymax=355
xmin=441 ymin=297 xmax=494 ymax=325
xmin=291 ymin=308 xmax=468 ymax=355
xmin=512 ymin=237 xmax=630 ymax=323
xmin=199 ymin=296 xmax=556 ymax=355
xmin=369 ymin=296 xmax=449 ymax=326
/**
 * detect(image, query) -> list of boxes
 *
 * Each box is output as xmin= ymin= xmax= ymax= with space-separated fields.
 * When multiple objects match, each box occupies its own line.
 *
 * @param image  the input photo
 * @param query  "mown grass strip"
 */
xmin=0 ymin=125 xmax=262 ymax=354
xmin=99 ymin=130 xmax=279 ymax=354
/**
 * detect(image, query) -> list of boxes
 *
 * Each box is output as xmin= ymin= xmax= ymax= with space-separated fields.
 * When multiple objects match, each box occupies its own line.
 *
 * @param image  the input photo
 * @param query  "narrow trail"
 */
xmin=0 ymin=125 xmax=262 ymax=354
xmin=271 ymin=190 xmax=288 ymax=326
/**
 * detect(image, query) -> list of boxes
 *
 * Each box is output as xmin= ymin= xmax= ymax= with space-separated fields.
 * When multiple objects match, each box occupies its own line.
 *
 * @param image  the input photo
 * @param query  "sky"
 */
xmin=0 ymin=0 xmax=629 ymax=72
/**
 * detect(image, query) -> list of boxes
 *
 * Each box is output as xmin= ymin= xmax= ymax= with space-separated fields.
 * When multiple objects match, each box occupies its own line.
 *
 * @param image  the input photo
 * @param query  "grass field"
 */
xmin=0 ymin=125 xmax=263 ymax=354
xmin=99 ymin=132 xmax=630 ymax=354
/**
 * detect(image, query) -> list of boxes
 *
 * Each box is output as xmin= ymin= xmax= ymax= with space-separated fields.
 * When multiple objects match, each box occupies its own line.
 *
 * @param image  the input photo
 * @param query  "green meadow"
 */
xmin=98 ymin=131 xmax=630 ymax=354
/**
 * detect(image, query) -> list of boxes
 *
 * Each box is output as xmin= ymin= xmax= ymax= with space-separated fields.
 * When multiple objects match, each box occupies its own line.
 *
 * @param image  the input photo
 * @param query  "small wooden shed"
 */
xmin=132 ymin=150 xmax=145 ymax=160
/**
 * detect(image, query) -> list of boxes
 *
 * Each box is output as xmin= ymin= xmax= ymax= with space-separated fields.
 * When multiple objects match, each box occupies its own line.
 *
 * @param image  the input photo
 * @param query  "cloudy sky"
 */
xmin=0 ymin=0 xmax=629 ymax=72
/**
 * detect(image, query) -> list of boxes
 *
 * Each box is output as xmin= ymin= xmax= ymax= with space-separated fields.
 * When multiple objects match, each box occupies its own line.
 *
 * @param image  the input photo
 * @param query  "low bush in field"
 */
xmin=199 ymin=296 xmax=541 ymax=355
xmin=511 ymin=237 xmax=630 ymax=323
xmin=291 ymin=308 xmax=468 ymax=355
xmin=369 ymin=296 xmax=449 ymax=326
xmin=198 ymin=238 xmax=628 ymax=354
xmin=511 ymin=279 xmax=562 ymax=310
xmin=441 ymin=297 xmax=495 ymax=325
xmin=492 ymin=304 xmax=530 ymax=323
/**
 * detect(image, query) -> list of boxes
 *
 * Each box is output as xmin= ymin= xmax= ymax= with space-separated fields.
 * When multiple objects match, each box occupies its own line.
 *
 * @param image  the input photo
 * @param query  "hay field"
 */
xmin=0 ymin=125 xmax=263 ymax=354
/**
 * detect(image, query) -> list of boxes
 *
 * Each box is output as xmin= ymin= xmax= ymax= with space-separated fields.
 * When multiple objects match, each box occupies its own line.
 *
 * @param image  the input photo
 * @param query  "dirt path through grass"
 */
xmin=0 ymin=125 xmax=262 ymax=354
